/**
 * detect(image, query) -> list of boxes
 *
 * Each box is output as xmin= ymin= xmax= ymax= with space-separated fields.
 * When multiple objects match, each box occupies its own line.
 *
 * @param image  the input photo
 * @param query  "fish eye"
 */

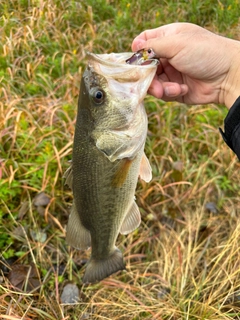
xmin=90 ymin=88 xmax=105 ymax=105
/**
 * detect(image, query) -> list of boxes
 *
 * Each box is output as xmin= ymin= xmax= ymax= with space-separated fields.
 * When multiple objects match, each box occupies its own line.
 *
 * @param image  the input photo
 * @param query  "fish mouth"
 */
xmin=86 ymin=51 xmax=159 ymax=83
xmin=86 ymin=51 xmax=159 ymax=68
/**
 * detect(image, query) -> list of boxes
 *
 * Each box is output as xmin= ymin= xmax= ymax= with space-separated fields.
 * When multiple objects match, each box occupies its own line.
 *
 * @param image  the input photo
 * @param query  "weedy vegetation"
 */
xmin=0 ymin=0 xmax=240 ymax=319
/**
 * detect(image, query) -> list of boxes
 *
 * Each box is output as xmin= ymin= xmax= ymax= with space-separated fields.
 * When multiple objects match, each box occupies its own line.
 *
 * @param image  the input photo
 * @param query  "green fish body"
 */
xmin=65 ymin=52 xmax=158 ymax=283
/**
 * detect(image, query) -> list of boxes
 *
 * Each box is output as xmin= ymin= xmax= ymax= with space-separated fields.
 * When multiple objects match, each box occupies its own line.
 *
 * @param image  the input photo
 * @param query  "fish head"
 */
xmin=84 ymin=52 xmax=158 ymax=128
xmin=81 ymin=52 xmax=158 ymax=161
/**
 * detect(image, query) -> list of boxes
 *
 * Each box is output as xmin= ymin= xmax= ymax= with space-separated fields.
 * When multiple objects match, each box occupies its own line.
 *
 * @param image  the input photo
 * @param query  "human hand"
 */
xmin=132 ymin=23 xmax=240 ymax=109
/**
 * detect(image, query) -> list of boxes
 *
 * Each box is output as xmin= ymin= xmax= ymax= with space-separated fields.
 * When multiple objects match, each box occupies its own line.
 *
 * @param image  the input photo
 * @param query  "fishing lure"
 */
xmin=126 ymin=48 xmax=158 ymax=65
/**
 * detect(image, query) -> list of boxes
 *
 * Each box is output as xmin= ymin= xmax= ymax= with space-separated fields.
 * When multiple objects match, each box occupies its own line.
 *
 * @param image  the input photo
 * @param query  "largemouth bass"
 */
xmin=65 ymin=52 xmax=158 ymax=283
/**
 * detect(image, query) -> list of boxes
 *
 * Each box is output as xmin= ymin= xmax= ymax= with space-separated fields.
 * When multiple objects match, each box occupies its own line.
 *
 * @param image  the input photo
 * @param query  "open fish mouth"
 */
xmin=86 ymin=51 xmax=159 ymax=90
xmin=126 ymin=48 xmax=159 ymax=65
xmin=87 ymin=51 xmax=159 ymax=68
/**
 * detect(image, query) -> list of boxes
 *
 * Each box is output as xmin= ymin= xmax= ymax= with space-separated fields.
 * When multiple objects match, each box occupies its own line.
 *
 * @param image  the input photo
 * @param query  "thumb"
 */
xmin=132 ymin=36 xmax=184 ymax=60
xmin=131 ymin=39 xmax=147 ymax=51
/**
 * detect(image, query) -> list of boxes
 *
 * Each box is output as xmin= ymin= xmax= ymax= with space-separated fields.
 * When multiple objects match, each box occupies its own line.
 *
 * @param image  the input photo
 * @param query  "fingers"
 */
xmin=131 ymin=38 xmax=148 ymax=52
xmin=147 ymin=77 xmax=164 ymax=98
xmin=131 ymin=25 xmax=175 ymax=52
xmin=147 ymin=58 xmax=188 ymax=101
xmin=132 ymin=23 xmax=206 ymax=59
xmin=131 ymin=23 xmax=183 ymax=48
xmin=132 ymin=27 xmax=165 ymax=44
xmin=132 ymin=36 xmax=183 ymax=60
xmin=163 ymin=83 xmax=188 ymax=99
xmin=148 ymin=77 xmax=188 ymax=101
xmin=132 ymin=23 xmax=204 ymax=47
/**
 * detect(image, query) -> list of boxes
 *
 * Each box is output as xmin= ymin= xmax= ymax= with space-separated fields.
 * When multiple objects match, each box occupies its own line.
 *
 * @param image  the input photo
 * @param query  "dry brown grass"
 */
xmin=1 ymin=0 xmax=240 ymax=319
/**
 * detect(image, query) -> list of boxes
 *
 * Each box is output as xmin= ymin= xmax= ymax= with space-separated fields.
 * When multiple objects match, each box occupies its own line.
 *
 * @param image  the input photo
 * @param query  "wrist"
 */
xmin=222 ymin=39 xmax=240 ymax=109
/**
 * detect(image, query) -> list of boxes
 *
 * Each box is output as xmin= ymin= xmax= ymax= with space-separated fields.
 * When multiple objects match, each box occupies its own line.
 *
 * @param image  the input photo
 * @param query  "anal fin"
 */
xmin=66 ymin=201 xmax=91 ymax=250
xmin=63 ymin=162 xmax=73 ymax=190
xmin=120 ymin=200 xmax=141 ymax=235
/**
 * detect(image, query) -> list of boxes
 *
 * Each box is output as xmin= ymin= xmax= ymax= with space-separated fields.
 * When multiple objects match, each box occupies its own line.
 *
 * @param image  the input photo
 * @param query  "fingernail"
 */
xmin=180 ymin=84 xmax=188 ymax=96
xmin=165 ymin=86 xmax=177 ymax=97
xmin=135 ymin=39 xmax=146 ymax=50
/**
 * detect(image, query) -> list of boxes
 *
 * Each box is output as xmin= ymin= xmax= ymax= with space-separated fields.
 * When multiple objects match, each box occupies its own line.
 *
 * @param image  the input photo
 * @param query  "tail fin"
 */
xmin=82 ymin=247 xmax=125 ymax=284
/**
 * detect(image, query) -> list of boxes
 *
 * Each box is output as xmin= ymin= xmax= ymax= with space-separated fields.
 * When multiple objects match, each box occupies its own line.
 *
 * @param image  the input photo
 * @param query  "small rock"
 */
xmin=80 ymin=313 xmax=90 ymax=319
xmin=61 ymin=283 xmax=79 ymax=304
xmin=157 ymin=286 xmax=171 ymax=299
xmin=205 ymin=202 xmax=218 ymax=214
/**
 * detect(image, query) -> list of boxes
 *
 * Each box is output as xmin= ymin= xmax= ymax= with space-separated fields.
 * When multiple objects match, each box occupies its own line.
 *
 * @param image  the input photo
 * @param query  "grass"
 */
xmin=0 ymin=0 xmax=240 ymax=319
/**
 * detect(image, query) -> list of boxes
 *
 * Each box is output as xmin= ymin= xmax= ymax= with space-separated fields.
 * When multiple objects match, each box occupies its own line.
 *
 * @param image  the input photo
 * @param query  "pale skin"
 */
xmin=131 ymin=23 xmax=240 ymax=109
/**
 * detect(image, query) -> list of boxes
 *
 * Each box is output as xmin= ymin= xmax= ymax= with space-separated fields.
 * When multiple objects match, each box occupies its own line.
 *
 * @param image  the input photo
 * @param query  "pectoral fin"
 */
xmin=66 ymin=201 xmax=91 ymax=250
xmin=94 ymin=130 xmax=145 ymax=162
xmin=139 ymin=153 xmax=152 ymax=182
xmin=120 ymin=201 xmax=141 ymax=235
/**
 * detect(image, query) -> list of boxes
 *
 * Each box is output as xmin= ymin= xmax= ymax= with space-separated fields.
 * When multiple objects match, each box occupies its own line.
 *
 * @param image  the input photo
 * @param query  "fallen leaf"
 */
xmin=30 ymin=229 xmax=47 ymax=243
xmin=8 ymin=264 xmax=40 ymax=292
xmin=36 ymin=205 xmax=46 ymax=216
xmin=18 ymin=201 xmax=29 ymax=219
xmin=33 ymin=192 xmax=51 ymax=207
xmin=0 ymin=257 xmax=18 ymax=274
xmin=11 ymin=225 xmax=28 ymax=240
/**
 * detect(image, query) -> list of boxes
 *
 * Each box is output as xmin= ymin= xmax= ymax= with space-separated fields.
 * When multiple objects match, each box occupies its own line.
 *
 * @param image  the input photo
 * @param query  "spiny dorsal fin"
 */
xmin=120 ymin=200 xmax=141 ymax=235
xmin=66 ymin=201 xmax=91 ymax=250
xmin=139 ymin=153 xmax=152 ymax=182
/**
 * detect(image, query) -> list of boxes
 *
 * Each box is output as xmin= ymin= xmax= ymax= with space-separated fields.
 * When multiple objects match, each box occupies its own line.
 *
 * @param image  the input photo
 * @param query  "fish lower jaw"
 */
xmin=82 ymin=247 xmax=125 ymax=284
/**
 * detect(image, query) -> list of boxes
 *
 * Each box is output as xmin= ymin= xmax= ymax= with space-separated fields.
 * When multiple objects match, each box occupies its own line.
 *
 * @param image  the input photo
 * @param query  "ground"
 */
xmin=0 ymin=1 xmax=240 ymax=319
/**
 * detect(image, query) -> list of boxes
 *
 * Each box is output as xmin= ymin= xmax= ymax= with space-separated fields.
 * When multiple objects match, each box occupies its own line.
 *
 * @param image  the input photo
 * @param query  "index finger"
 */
xmin=131 ymin=22 xmax=200 ymax=51
xmin=131 ymin=27 xmax=165 ymax=51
